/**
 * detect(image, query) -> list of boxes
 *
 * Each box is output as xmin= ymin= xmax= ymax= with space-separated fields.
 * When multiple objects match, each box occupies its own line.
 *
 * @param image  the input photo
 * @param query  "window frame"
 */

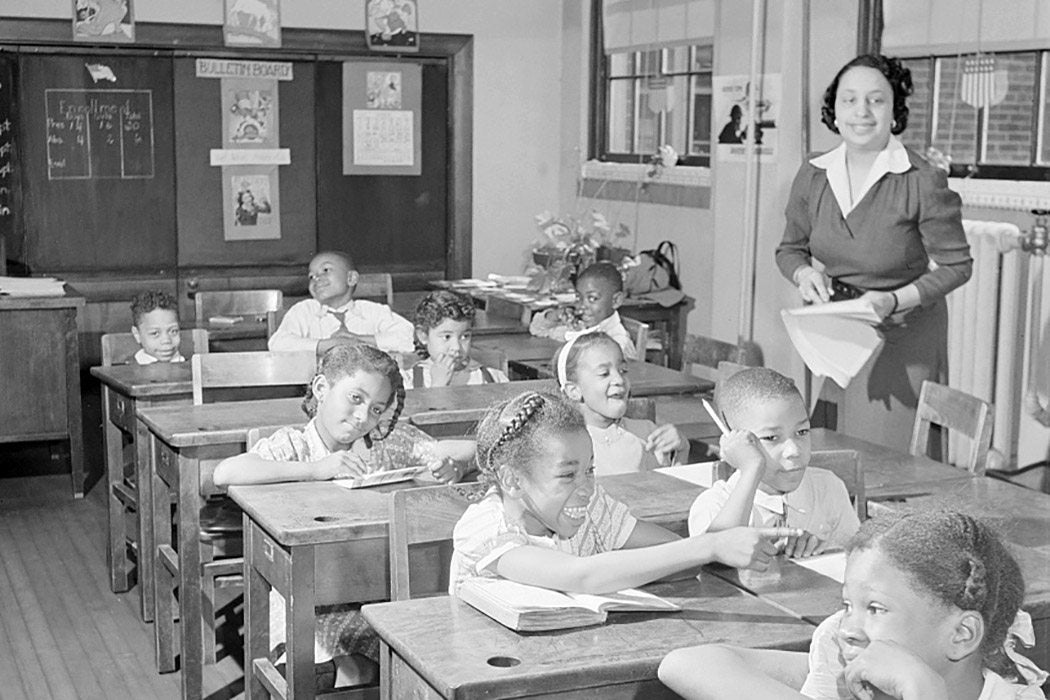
xmin=588 ymin=0 xmax=711 ymax=168
xmin=899 ymin=50 xmax=1050 ymax=182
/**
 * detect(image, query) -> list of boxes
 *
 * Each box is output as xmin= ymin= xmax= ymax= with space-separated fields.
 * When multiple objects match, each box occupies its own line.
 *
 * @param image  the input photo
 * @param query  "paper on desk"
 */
xmin=209 ymin=315 xmax=244 ymax=325
xmin=655 ymin=463 xmax=716 ymax=488
xmin=0 ymin=276 xmax=65 ymax=296
xmin=793 ymin=551 xmax=847 ymax=583
xmin=781 ymin=299 xmax=884 ymax=389
xmin=487 ymin=273 xmax=532 ymax=287
xmin=331 ymin=465 xmax=426 ymax=489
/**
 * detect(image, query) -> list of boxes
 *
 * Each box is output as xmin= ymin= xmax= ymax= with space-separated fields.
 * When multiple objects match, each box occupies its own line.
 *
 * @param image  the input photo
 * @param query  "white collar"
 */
xmin=565 ymin=310 xmax=622 ymax=342
xmin=725 ymin=469 xmax=788 ymax=515
xmin=314 ymin=297 xmax=356 ymax=318
xmin=134 ymin=348 xmax=186 ymax=365
xmin=810 ymin=135 xmax=911 ymax=217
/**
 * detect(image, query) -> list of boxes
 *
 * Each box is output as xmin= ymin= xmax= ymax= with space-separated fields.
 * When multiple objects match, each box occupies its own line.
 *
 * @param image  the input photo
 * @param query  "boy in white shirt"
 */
xmin=688 ymin=367 xmax=859 ymax=556
xmin=268 ymin=251 xmax=415 ymax=357
xmin=130 ymin=290 xmax=185 ymax=365
xmin=529 ymin=261 xmax=637 ymax=360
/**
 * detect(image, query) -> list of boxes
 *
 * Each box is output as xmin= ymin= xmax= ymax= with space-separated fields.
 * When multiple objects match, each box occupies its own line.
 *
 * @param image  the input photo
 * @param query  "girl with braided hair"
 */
xmin=213 ymin=343 xmax=475 ymax=486
xmin=448 ymin=390 xmax=799 ymax=595
xmin=659 ymin=510 xmax=1047 ymax=700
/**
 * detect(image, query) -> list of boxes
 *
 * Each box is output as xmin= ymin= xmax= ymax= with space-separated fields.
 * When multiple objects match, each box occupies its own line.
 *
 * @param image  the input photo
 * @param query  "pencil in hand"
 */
xmin=701 ymin=397 xmax=729 ymax=435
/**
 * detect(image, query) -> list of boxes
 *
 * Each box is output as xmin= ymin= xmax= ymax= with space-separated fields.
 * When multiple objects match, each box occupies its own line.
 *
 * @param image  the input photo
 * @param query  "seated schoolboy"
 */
xmin=130 ymin=290 xmax=185 ymax=365
xmin=557 ymin=332 xmax=686 ymax=475
xmin=268 ymin=250 xmax=415 ymax=357
xmin=688 ymin=367 xmax=859 ymax=556
xmin=402 ymin=289 xmax=510 ymax=388
xmin=529 ymin=261 xmax=638 ymax=360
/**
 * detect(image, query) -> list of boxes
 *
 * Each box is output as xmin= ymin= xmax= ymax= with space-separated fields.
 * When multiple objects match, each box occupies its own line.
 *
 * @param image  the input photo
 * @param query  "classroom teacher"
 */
xmin=775 ymin=54 xmax=973 ymax=449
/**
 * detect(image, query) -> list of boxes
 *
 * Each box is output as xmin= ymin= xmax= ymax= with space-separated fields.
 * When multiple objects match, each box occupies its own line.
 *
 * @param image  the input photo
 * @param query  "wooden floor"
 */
xmin=0 ymin=474 xmax=246 ymax=700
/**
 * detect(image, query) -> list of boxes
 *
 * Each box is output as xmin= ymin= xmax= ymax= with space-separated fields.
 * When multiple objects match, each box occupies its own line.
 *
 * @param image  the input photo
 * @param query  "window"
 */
xmin=598 ymin=45 xmax=712 ymax=167
xmin=900 ymin=51 xmax=1050 ymax=180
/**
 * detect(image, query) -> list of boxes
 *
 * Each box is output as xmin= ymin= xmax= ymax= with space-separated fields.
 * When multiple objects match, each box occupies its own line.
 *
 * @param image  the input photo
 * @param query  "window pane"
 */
xmin=636 ymin=82 xmax=660 ymax=153
xmin=931 ymin=57 xmax=978 ymax=165
xmin=690 ymin=75 xmax=712 ymax=156
xmin=983 ymin=53 xmax=1036 ymax=165
xmin=663 ymin=75 xmax=690 ymax=154
xmin=639 ymin=50 xmax=661 ymax=77
xmin=608 ymin=52 xmax=633 ymax=78
xmin=900 ymin=58 xmax=931 ymax=153
xmin=1041 ymin=53 xmax=1050 ymax=164
xmin=607 ymin=79 xmax=635 ymax=153
xmin=665 ymin=46 xmax=690 ymax=74
xmin=693 ymin=45 xmax=714 ymax=71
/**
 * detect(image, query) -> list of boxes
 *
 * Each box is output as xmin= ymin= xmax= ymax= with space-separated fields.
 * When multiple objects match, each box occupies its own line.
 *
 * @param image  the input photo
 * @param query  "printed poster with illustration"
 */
xmin=224 ymin=0 xmax=281 ymax=48
xmin=223 ymin=167 xmax=280 ymax=241
xmin=222 ymin=79 xmax=279 ymax=149
xmin=73 ymin=0 xmax=135 ymax=43
xmin=713 ymin=74 xmax=780 ymax=163
xmin=342 ymin=61 xmax=422 ymax=176
xmin=366 ymin=0 xmax=418 ymax=52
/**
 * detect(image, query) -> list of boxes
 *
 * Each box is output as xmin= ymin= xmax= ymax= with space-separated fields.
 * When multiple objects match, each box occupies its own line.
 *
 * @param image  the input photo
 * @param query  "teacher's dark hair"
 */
xmin=821 ymin=54 xmax=913 ymax=136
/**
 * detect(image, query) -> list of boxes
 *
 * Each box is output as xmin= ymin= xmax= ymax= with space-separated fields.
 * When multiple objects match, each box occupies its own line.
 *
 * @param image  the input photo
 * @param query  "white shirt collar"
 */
xmin=565 ymin=310 xmax=622 ymax=342
xmin=314 ymin=297 xmax=357 ymax=318
xmin=134 ymin=348 xmax=186 ymax=365
xmin=725 ymin=469 xmax=787 ymax=515
xmin=810 ymin=135 xmax=911 ymax=217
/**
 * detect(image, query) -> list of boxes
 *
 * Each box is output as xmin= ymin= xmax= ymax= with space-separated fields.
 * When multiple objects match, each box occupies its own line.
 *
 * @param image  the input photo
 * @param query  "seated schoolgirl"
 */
xmin=402 ymin=289 xmax=510 ymax=388
xmin=556 ymin=332 xmax=686 ymax=475
xmin=449 ymin=390 xmax=798 ymax=596
xmin=212 ymin=344 xmax=476 ymax=687
xmin=658 ymin=510 xmax=1048 ymax=700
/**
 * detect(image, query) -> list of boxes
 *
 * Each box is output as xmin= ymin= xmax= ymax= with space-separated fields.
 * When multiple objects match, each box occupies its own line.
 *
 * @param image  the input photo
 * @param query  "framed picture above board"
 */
xmin=366 ymin=0 xmax=418 ymax=52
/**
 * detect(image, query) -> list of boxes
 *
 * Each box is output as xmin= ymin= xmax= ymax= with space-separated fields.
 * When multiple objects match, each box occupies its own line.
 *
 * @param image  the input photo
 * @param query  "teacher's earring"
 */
xmin=891 ymin=119 xmax=898 ymax=130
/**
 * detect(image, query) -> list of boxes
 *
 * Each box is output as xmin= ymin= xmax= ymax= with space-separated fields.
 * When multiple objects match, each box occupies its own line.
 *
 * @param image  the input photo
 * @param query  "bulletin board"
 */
xmin=19 ymin=53 xmax=177 ymax=271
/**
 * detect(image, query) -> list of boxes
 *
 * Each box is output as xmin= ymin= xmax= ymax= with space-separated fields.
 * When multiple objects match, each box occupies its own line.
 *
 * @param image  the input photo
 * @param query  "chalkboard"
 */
xmin=45 ymin=88 xmax=154 ymax=180
xmin=20 ymin=54 xmax=176 ymax=272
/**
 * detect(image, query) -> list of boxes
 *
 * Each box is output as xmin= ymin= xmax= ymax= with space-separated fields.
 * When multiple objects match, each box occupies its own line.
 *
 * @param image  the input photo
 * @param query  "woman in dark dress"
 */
xmin=775 ymin=55 xmax=972 ymax=449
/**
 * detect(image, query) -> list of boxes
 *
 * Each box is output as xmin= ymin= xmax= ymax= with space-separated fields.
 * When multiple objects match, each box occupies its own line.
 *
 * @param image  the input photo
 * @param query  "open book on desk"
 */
xmin=781 ymin=298 xmax=884 ymax=389
xmin=331 ymin=466 xmax=427 ymax=490
xmin=457 ymin=577 xmax=680 ymax=632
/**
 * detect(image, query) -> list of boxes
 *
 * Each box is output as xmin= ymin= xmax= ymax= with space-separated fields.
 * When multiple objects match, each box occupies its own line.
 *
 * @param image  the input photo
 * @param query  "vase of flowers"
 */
xmin=528 ymin=210 xmax=631 ymax=294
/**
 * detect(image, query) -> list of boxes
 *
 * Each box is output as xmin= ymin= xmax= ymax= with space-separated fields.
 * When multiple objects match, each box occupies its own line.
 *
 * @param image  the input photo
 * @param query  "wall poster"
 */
xmin=224 ymin=0 xmax=281 ymax=48
xmin=365 ymin=0 xmax=418 ymax=52
xmin=73 ymin=0 xmax=135 ymax=42
xmin=713 ymin=74 xmax=780 ymax=163
xmin=342 ymin=61 xmax=422 ymax=176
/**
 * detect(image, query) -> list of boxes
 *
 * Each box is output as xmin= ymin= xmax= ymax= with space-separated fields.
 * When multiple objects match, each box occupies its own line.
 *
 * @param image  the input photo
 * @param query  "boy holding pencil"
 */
xmin=689 ymin=368 xmax=859 ymax=557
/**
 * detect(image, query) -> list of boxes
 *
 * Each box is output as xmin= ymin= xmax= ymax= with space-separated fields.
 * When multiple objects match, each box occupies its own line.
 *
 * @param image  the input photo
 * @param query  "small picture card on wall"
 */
xmin=224 ymin=0 xmax=281 ymax=48
xmin=221 ymin=78 xmax=280 ymax=149
xmin=223 ymin=166 xmax=281 ymax=241
xmin=342 ymin=62 xmax=422 ymax=176
xmin=366 ymin=0 xmax=419 ymax=52
xmin=73 ymin=0 xmax=135 ymax=43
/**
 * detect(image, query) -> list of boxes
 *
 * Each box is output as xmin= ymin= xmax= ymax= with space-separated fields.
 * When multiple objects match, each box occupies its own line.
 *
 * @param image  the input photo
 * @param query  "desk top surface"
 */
xmin=228 ymin=470 xmax=702 ymax=547
xmin=362 ymin=574 xmax=814 ymax=699
xmin=91 ymin=362 xmax=192 ymax=396
xmin=0 ymin=286 xmax=85 ymax=310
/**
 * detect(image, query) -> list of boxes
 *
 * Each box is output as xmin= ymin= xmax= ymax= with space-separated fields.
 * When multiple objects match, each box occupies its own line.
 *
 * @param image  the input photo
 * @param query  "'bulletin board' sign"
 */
xmin=45 ymin=88 xmax=155 ymax=180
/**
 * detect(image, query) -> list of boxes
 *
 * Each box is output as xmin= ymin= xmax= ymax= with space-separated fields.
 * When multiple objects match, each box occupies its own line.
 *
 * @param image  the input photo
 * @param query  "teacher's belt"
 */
xmin=830 ymin=278 xmax=865 ymax=302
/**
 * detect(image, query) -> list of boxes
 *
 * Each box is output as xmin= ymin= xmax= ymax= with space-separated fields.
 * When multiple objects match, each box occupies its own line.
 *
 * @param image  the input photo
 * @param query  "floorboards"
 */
xmin=0 ymin=475 xmax=246 ymax=700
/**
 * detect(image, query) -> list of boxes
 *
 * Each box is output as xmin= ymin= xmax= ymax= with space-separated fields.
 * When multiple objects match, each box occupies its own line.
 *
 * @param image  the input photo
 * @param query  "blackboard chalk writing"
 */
xmin=0 ymin=119 xmax=9 ymax=135
xmin=0 ymin=163 xmax=10 ymax=178
xmin=45 ymin=89 xmax=155 ymax=180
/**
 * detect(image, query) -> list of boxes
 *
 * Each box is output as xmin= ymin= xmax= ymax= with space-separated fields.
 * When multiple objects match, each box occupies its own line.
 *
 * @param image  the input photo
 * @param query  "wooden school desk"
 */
xmin=228 ymin=472 xmax=705 ymax=700
xmin=90 ymin=361 xmax=192 ymax=621
xmin=0 ymin=289 xmax=86 ymax=497
xmin=363 ymin=573 xmax=816 ymax=700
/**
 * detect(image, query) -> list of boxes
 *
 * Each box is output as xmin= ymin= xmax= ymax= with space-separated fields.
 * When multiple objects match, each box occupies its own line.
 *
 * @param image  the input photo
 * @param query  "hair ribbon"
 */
xmin=556 ymin=333 xmax=582 ymax=389
xmin=1004 ymin=610 xmax=1049 ymax=687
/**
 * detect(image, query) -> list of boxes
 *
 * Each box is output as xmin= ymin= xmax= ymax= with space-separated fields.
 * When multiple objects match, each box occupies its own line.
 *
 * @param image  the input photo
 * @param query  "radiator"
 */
xmin=946 ymin=220 xmax=1027 ymax=466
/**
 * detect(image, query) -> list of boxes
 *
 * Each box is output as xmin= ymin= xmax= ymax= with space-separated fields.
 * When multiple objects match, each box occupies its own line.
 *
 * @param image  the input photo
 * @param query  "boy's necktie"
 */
xmin=327 ymin=308 xmax=347 ymax=330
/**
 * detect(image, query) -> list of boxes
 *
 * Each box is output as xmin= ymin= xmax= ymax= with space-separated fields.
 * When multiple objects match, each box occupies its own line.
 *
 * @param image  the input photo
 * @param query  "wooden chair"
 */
xmin=681 ymin=334 xmax=763 ymax=384
xmin=388 ymin=482 xmax=489 ymax=601
xmin=469 ymin=344 xmax=510 ymax=379
xmin=194 ymin=288 xmax=283 ymax=325
xmin=620 ymin=315 xmax=651 ymax=361
xmin=625 ymin=397 xmax=657 ymax=422
xmin=102 ymin=329 xmax=208 ymax=614
xmin=355 ymin=272 xmax=395 ymax=306
xmin=909 ymin=380 xmax=993 ymax=475
xmin=155 ymin=351 xmax=317 ymax=672
xmin=715 ymin=449 xmax=866 ymax=522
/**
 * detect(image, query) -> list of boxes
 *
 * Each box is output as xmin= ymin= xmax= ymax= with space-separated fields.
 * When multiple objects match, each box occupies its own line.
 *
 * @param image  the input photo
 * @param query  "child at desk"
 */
xmin=213 ymin=344 xmax=475 ymax=687
xmin=659 ymin=510 xmax=1048 ymax=700
xmin=449 ymin=390 xmax=799 ymax=596
xmin=556 ymin=332 xmax=686 ymax=474
xmin=267 ymin=251 xmax=415 ymax=357
xmin=130 ymin=290 xmax=185 ymax=364
xmin=688 ymin=367 xmax=859 ymax=557
xmin=529 ymin=261 xmax=638 ymax=360
xmin=402 ymin=289 xmax=510 ymax=388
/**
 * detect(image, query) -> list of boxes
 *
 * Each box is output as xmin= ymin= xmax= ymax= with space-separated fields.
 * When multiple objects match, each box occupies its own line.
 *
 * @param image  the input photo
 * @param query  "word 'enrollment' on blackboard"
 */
xmin=45 ymin=89 xmax=155 ymax=180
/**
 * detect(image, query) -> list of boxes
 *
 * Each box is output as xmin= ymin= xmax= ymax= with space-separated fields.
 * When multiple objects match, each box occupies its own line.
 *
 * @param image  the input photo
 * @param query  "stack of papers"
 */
xmin=0 ymin=276 xmax=66 ymax=297
xmin=780 ymin=299 xmax=884 ymax=389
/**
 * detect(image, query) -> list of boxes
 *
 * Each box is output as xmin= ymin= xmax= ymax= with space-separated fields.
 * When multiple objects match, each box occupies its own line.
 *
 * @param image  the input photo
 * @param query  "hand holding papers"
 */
xmin=781 ymin=298 xmax=885 ymax=389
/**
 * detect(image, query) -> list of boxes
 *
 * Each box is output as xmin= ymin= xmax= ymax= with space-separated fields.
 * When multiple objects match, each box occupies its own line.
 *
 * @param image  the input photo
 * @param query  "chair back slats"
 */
xmin=191 ymin=351 xmax=317 ymax=405
xmin=194 ymin=289 xmax=282 ymax=324
xmin=389 ymin=483 xmax=487 ymax=601
xmin=355 ymin=273 xmax=394 ymax=306
xmin=101 ymin=329 xmax=209 ymax=366
xmin=469 ymin=345 xmax=509 ymax=378
xmin=909 ymin=380 xmax=993 ymax=474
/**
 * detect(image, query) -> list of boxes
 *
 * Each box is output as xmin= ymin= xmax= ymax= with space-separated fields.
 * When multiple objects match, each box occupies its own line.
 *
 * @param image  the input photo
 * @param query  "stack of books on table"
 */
xmin=0 ymin=276 xmax=66 ymax=297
